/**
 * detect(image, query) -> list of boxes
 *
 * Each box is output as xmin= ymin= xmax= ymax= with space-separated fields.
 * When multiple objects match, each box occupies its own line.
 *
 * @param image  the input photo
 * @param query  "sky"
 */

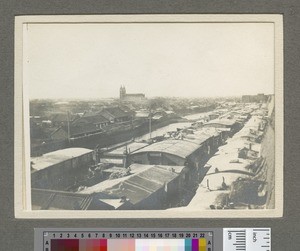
xmin=25 ymin=22 xmax=275 ymax=99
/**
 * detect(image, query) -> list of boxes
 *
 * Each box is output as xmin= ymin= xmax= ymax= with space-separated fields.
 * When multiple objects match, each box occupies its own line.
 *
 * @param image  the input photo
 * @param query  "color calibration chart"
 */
xmin=34 ymin=228 xmax=271 ymax=251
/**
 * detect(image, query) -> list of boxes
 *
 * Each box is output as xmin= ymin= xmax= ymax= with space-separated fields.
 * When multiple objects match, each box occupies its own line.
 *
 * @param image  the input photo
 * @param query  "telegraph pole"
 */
xmin=67 ymin=111 xmax=70 ymax=144
xmin=149 ymin=111 xmax=152 ymax=139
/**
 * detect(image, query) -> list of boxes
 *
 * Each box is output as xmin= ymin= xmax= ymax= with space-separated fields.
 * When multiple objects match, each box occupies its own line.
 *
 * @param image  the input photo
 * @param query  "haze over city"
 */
xmin=25 ymin=23 xmax=275 ymax=99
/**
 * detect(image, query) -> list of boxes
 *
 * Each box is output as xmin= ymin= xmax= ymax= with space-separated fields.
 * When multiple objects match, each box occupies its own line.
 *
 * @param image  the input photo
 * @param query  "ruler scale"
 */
xmin=223 ymin=228 xmax=271 ymax=251
xmin=35 ymin=228 xmax=271 ymax=251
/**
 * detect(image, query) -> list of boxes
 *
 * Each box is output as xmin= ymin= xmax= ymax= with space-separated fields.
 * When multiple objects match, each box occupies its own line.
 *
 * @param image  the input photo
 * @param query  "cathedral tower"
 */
xmin=120 ymin=85 xmax=126 ymax=99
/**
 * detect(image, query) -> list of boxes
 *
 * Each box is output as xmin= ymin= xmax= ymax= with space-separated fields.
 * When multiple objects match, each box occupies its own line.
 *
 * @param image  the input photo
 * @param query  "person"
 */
xmin=221 ymin=176 xmax=227 ymax=190
xmin=207 ymin=179 xmax=211 ymax=191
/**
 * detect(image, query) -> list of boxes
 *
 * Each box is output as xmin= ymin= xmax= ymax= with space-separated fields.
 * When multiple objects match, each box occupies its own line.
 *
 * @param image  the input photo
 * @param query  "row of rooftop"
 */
xmin=173 ymin=106 xmax=273 ymax=211
xmin=30 ymin=101 xmax=271 ymax=210
xmin=30 ymin=95 xmax=268 ymax=146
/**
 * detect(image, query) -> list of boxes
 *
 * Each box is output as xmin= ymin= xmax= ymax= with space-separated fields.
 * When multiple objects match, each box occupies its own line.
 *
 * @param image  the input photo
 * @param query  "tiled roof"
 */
xmin=73 ymin=114 xmax=109 ymax=125
xmin=50 ymin=113 xmax=77 ymax=122
xmin=70 ymin=124 xmax=102 ymax=136
xmin=101 ymin=107 xmax=129 ymax=119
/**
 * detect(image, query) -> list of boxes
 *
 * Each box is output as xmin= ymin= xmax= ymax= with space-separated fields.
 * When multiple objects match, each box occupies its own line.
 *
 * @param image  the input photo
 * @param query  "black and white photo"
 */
xmin=14 ymin=14 xmax=283 ymax=218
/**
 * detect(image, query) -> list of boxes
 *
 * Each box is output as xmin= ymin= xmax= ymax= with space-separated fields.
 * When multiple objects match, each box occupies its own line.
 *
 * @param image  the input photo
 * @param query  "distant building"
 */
xmin=50 ymin=107 xmax=132 ymax=140
xmin=119 ymin=85 xmax=145 ymax=101
xmin=74 ymin=112 xmax=110 ymax=129
xmin=50 ymin=123 xmax=103 ymax=140
xmin=100 ymin=107 xmax=132 ymax=123
xmin=242 ymin=93 xmax=269 ymax=103
xmin=50 ymin=113 xmax=79 ymax=127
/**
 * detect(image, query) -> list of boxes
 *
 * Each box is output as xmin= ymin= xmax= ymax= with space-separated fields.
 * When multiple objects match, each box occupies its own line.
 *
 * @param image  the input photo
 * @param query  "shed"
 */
xmin=103 ymin=165 xmax=185 ymax=209
xmin=31 ymin=148 xmax=94 ymax=172
xmin=31 ymin=148 xmax=95 ymax=191
xmin=203 ymin=119 xmax=241 ymax=136
xmin=131 ymin=139 xmax=200 ymax=160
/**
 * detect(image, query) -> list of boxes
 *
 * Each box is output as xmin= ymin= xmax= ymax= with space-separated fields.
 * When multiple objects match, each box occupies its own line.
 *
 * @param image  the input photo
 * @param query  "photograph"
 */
xmin=14 ymin=14 xmax=283 ymax=218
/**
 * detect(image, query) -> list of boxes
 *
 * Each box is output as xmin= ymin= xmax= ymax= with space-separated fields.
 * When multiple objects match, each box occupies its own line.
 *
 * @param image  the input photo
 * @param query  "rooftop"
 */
xmin=106 ymin=142 xmax=149 ymax=156
xmin=81 ymin=164 xmax=185 ymax=205
xmin=74 ymin=114 xmax=109 ymax=125
xmin=205 ymin=116 xmax=262 ymax=174
xmin=32 ymin=188 xmax=126 ymax=210
xmin=80 ymin=164 xmax=152 ymax=194
xmin=103 ymin=165 xmax=182 ymax=205
xmin=187 ymin=188 xmax=230 ymax=210
xmin=32 ymin=188 xmax=94 ymax=210
xmin=204 ymin=119 xmax=237 ymax=127
xmin=31 ymin=148 xmax=94 ymax=171
xmin=101 ymin=107 xmax=129 ymax=119
xmin=132 ymin=139 xmax=201 ymax=159
xmin=202 ymin=172 xmax=252 ymax=191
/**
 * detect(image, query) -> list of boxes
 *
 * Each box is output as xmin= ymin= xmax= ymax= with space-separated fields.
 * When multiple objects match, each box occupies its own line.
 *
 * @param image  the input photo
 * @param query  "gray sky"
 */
xmin=25 ymin=22 xmax=274 ymax=99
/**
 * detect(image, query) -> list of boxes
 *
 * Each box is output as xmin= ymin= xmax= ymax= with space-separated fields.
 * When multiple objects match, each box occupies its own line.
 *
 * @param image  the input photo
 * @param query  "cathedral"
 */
xmin=119 ymin=85 xmax=146 ymax=101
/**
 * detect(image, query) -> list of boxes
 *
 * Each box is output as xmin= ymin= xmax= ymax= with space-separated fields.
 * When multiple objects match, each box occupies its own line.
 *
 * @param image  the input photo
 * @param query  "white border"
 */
xmin=14 ymin=14 xmax=284 ymax=218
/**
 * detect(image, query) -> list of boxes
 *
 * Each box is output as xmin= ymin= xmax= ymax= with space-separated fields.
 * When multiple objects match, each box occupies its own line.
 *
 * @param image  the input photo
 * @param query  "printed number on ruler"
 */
xmin=223 ymin=228 xmax=271 ymax=251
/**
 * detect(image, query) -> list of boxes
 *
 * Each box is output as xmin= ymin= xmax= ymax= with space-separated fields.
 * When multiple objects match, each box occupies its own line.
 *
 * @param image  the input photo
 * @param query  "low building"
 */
xmin=129 ymin=139 xmax=202 ymax=167
xmin=78 ymin=164 xmax=188 ymax=210
xmin=50 ymin=113 xmax=78 ymax=127
xmin=128 ymin=138 xmax=214 ymax=186
xmin=203 ymin=119 xmax=241 ymax=136
xmin=50 ymin=123 xmax=103 ymax=140
xmin=100 ymin=107 xmax=132 ymax=123
xmin=31 ymin=148 xmax=95 ymax=191
xmin=102 ymin=165 xmax=187 ymax=210
xmin=184 ymin=127 xmax=223 ymax=155
xmin=74 ymin=113 xmax=110 ymax=129
xmin=242 ymin=93 xmax=269 ymax=103
xmin=100 ymin=142 xmax=149 ymax=167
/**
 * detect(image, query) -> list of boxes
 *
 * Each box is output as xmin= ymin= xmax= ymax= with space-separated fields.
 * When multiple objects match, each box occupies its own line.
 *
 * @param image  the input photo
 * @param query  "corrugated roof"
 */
xmin=79 ymin=164 xmax=152 ymax=194
xmin=132 ymin=139 xmax=200 ymax=159
xmin=32 ymin=189 xmax=94 ymax=210
xmin=31 ymin=148 xmax=94 ymax=171
xmin=104 ymin=165 xmax=181 ymax=205
xmin=32 ymin=188 xmax=127 ymax=210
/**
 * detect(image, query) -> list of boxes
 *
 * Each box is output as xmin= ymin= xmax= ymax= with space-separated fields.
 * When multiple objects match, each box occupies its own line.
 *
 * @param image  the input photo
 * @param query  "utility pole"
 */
xmin=149 ymin=111 xmax=152 ymax=139
xmin=67 ymin=111 xmax=70 ymax=144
